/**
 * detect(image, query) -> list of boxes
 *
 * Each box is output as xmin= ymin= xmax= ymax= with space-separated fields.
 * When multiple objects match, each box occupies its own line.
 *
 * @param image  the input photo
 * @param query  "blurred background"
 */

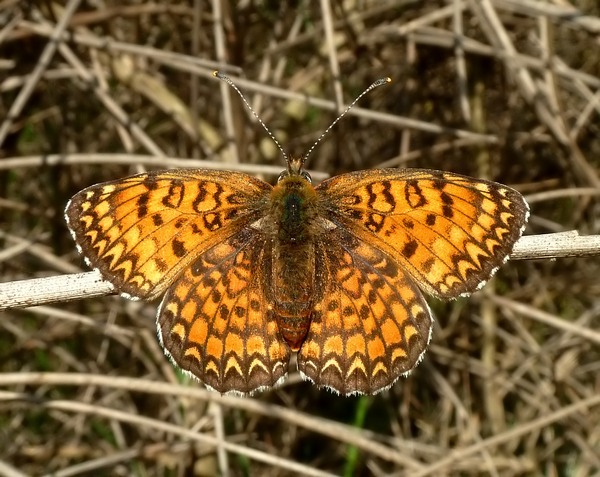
xmin=1 ymin=1 xmax=599 ymax=476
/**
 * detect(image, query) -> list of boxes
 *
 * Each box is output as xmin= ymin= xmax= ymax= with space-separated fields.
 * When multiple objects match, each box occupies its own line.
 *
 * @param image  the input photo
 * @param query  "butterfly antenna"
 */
xmin=213 ymin=71 xmax=288 ymax=161
xmin=302 ymin=77 xmax=392 ymax=163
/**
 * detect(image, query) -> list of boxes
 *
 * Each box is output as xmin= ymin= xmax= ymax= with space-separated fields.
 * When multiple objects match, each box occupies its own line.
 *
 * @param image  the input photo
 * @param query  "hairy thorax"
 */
xmin=265 ymin=175 xmax=322 ymax=350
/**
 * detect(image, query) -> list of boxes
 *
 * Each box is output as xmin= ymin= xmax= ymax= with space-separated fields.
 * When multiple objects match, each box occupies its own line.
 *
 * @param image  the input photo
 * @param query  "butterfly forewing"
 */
xmin=65 ymin=169 xmax=271 ymax=300
xmin=316 ymin=168 xmax=529 ymax=299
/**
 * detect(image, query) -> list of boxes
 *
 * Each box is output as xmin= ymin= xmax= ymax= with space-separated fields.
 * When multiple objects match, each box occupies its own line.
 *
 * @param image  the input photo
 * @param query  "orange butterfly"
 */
xmin=65 ymin=76 xmax=528 ymax=395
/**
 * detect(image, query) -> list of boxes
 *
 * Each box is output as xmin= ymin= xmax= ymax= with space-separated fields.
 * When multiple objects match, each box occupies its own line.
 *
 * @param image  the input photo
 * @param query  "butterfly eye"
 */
xmin=301 ymin=171 xmax=312 ymax=183
xmin=277 ymin=170 xmax=289 ymax=182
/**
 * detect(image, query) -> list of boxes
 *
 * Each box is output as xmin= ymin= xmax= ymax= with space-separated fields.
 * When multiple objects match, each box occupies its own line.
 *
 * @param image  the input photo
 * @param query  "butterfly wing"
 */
xmin=65 ymin=169 xmax=271 ymax=300
xmin=157 ymin=226 xmax=290 ymax=394
xmin=315 ymin=168 xmax=529 ymax=299
xmin=297 ymin=227 xmax=433 ymax=395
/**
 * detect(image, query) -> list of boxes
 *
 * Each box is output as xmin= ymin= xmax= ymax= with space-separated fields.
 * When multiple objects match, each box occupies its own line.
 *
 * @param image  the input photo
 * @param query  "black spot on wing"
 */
xmin=155 ymin=258 xmax=168 ymax=273
xmin=162 ymin=180 xmax=184 ymax=208
xmin=401 ymin=239 xmax=418 ymax=259
xmin=211 ymin=290 xmax=222 ymax=303
xmin=366 ymin=180 xmax=395 ymax=210
xmin=422 ymin=257 xmax=435 ymax=274
xmin=172 ymin=238 xmax=187 ymax=258
xmin=203 ymin=213 xmax=222 ymax=231
xmin=364 ymin=213 xmax=385 ymax=233
xmin=192 ymin=183 xmax=208 ymax=214
xmin=367 ymin=290 xmax=377 ymax=304
xmin=366 ymin=183 xmax=378 ymax=208
xmin=152 ymin=213 xmax=163 ymax=226
xmin=405 ymin=180 xmax=428 ymax=208
xmin=425 ymin=213 xmax=437 ymax=226
xmin=441 ymin=191 xmax=454 ymax=218
xmin=137 ymin=193 xmax=149 ymax=218
xmin=380 ymin=180 xmax=395 ymax=207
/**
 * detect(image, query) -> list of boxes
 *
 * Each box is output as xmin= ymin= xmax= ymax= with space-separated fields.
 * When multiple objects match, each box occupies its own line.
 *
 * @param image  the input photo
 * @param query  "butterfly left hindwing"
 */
xmin=157 ymin=227 xmax=290 ymax=394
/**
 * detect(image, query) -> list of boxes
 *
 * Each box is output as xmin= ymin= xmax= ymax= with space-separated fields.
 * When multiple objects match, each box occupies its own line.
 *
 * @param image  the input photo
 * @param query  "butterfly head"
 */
xmin=277 ymin=156 xmax=312 ymax=184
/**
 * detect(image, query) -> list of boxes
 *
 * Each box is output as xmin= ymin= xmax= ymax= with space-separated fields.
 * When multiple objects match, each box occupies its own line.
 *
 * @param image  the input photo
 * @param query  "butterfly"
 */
xmin=65 ymin=154 xmax=529 ymax=395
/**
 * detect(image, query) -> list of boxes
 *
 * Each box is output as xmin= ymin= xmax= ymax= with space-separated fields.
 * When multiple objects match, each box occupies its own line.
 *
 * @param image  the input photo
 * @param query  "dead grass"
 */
xmin=1 ymin=1 xmax=599 ymax=476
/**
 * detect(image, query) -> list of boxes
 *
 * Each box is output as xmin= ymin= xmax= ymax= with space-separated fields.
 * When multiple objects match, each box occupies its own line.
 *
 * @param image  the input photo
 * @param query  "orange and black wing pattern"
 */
xmin=316 ymin=168 xmax=529 ymax=299
xmin=298 ymin=227 xmax=433 ymax=395
xmin=297 ymin=168 xmax=528 ymax=394
xmin=157 ymin=227 xmax=290 ymax=394
xmin=65 ymin=169 xmax=271 ymax=300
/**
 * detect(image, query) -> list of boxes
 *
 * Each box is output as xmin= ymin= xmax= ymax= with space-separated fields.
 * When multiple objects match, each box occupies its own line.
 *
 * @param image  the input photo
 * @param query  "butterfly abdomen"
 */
xmin=269 ymin=240 xmax=317 ymax=350
xmin=264 ymin=175 xmax=322 ymax=349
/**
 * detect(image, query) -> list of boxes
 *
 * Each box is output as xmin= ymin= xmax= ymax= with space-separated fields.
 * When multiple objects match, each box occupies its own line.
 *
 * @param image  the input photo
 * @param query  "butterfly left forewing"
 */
xmin=316 ymin=168 xmax=528 ymax=299
xmin=298 ymin=227 xmax=433 ymax=395
xmin=65 ymin=169 xmax=271 ymax=300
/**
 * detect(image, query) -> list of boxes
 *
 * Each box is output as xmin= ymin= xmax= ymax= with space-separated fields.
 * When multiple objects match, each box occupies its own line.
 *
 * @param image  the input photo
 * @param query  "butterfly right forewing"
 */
xmin=316 ymin=168 xmax=529 ymax=299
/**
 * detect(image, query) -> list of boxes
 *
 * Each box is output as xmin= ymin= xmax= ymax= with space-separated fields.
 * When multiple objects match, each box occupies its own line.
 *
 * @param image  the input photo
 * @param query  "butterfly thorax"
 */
xmin=264 ymin=169 xmax=321 ymax=350
xmin=270 ymin=174 xmax=317 ymax=242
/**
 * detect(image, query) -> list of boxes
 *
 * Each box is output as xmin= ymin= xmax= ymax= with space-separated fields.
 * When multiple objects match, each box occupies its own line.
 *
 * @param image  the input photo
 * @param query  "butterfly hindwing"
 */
xmin=157 ymin=226 xmax=290 ymax=394
xmin=298 ymin=227 xmax=433 ymax=395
